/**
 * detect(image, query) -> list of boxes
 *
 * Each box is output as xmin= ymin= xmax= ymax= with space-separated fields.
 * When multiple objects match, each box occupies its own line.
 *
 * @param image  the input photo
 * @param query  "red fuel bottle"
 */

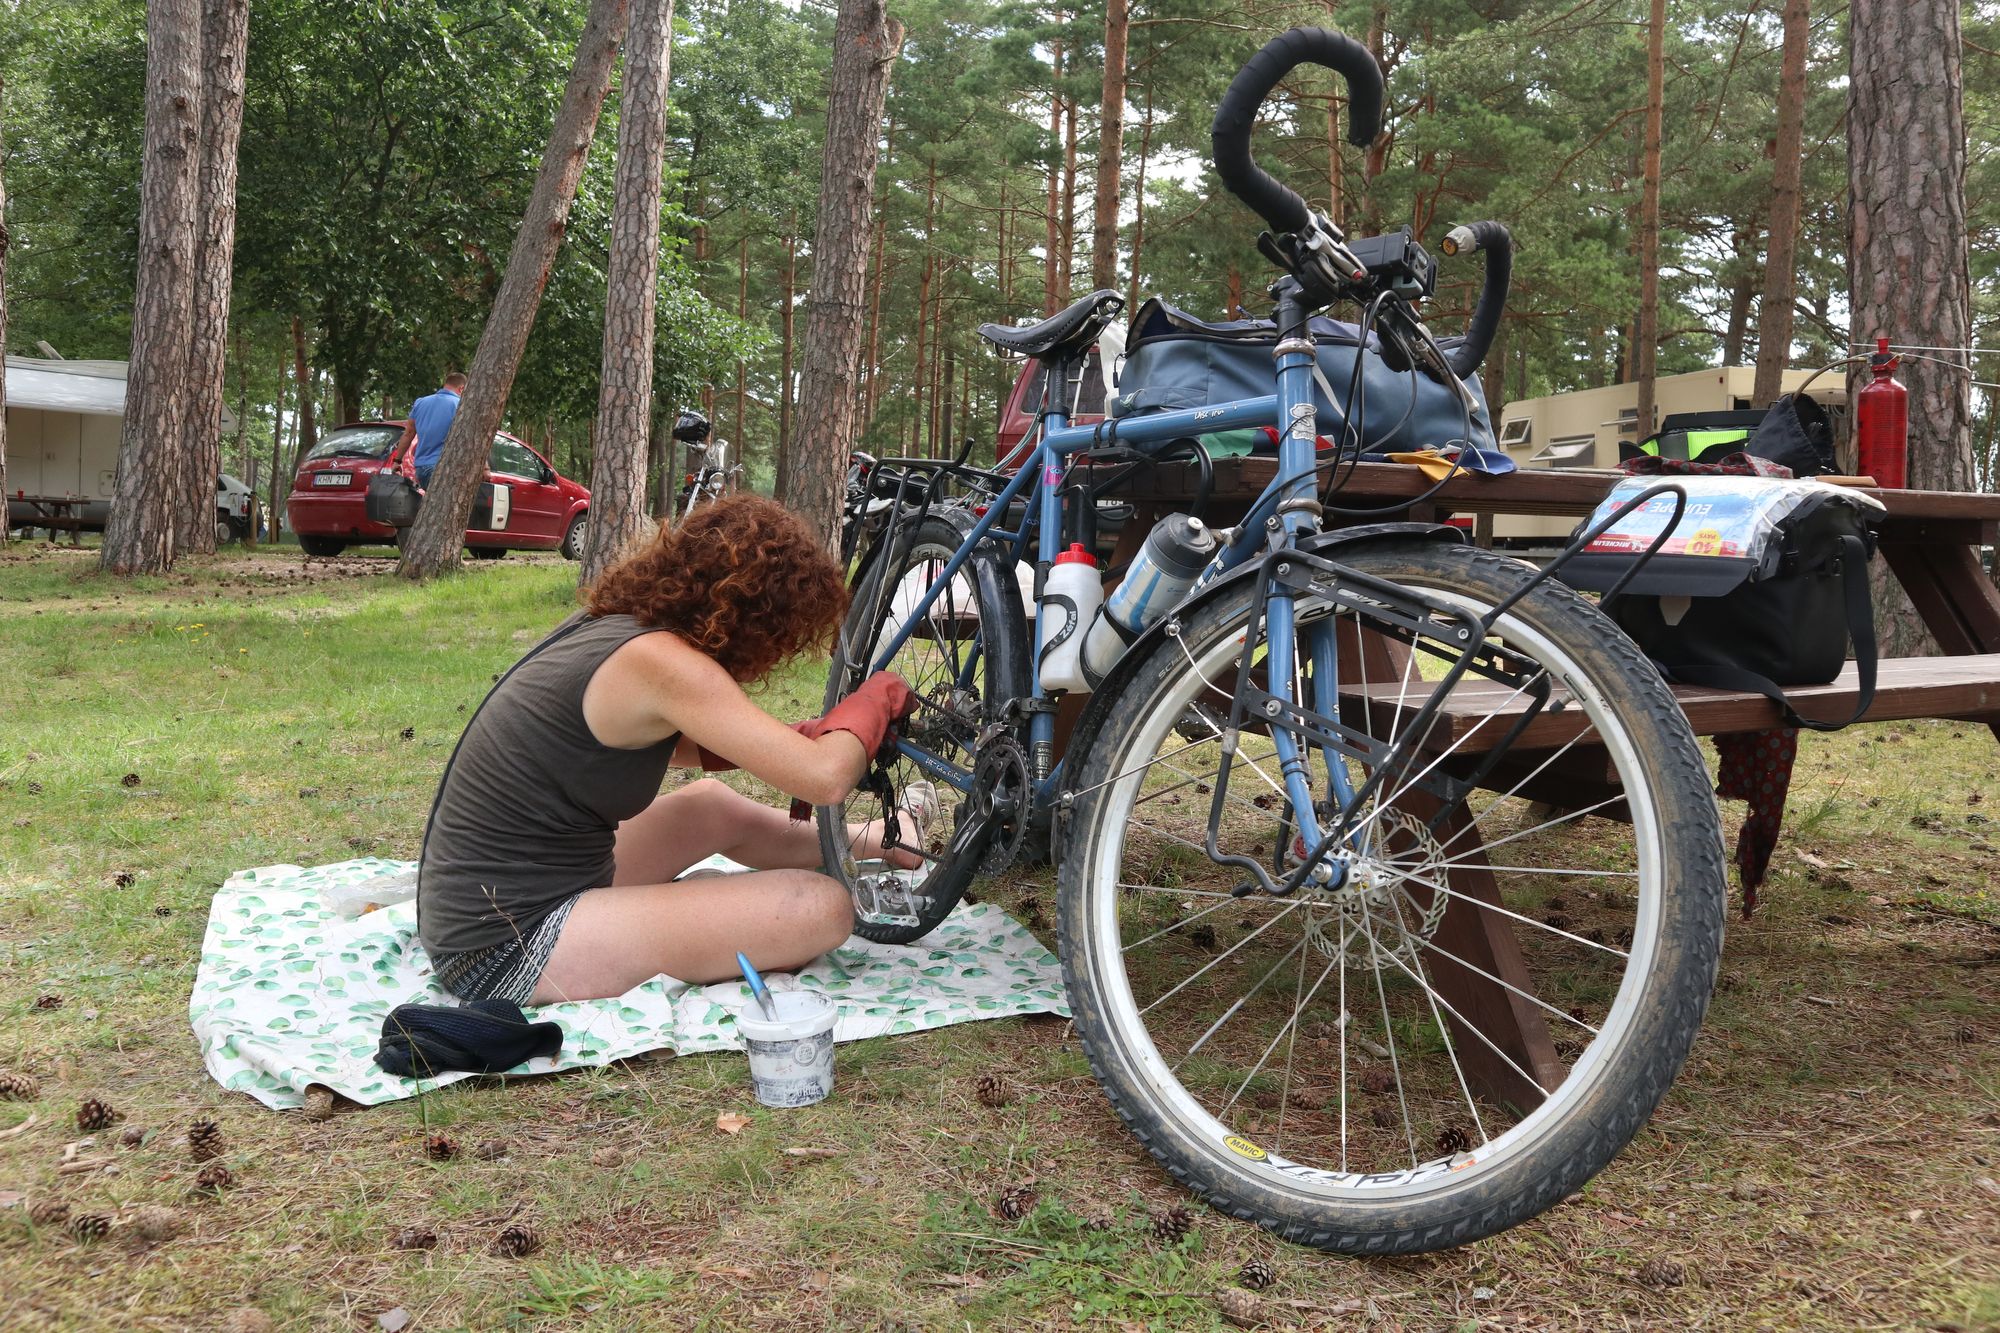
xmin=1854 ymin=336 xmax=1908 ymax=488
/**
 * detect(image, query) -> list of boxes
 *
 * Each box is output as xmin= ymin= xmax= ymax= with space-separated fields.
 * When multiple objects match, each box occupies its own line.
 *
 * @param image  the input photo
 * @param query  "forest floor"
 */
xmin=2 ymin=540 xmax=1998 ymax=1331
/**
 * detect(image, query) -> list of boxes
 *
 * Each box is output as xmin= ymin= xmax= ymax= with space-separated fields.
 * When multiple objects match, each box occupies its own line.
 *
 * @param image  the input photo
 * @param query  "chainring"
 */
xmin=968 ymin=729 xmax=1031 ymax=876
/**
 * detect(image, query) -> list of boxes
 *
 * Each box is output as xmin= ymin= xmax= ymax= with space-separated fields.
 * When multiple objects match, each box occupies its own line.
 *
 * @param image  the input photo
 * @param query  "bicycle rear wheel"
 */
xmin=1059 ymin=540 xmax=1724 ymax=1253
xmin=818 ymin=515 xmax=1028 ymax=944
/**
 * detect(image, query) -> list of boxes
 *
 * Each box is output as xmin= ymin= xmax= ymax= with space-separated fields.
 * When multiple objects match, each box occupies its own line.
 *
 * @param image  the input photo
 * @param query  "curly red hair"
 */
xmin=586 ymin=495 xmax=849 ymax=682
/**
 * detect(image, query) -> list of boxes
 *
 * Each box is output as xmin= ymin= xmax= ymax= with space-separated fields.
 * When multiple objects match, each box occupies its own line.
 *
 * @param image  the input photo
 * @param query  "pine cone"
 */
xmin=187 ymin=1118 xmax=225 ymax=1162
xmin=300 ymin=1086 xmax=337 ymax=1123
xmin=472 ymin=1140 xmax=509 ymax=1161
xmin=1236 ymin=1257 xmax=1277 ymax=1291
xmin=1077 ymin=1205 xmax=1116 ymax=1232
xmin=121 ymin=773 xmax=142 ymax=788
xmin=0 ymin=1072 xmax=40 ymax=1101
xmin=1543 ymin=912 xmax=1572 ymax=931
xmin=424 ymin=1134 xmax=459 ymax=1162
xmin=1955 ymin=1024 xmax=1978 ymax=1045
xmin=69 ymin=1212 xmax=111 ymax=1243
xmin=193 ymin=1163 xmax=236 ymax=1194
xmin=33 ymin=994 xmax=61 ymax=1010
xmin=75 ymin=1097 xmax=121 ymax=1132
xmin=392 ymin=1224 xmax=438 ymax=1251
xmin=1370 ymin=1105 xmax=1399 ymax=1130
xmin=1637 ymin=1256 xmax=1686 ymax=1288
xmin=974 ymin=1072 xmax=1012 ymax=1108
xmin=1216 ymin=1286 xmax=1264 ymax=1329
xmin=492 ymin=1224 xmax=541 ymax=1258
xmin=995 ymin=1183 xmax=1038 ymax=1221
xmin=1435 ymin=1125 xmax=1472 ymax=1157
xmin=119 ymin=1125 xmax=148 ymax=1148
xmin=27 ymin=1200 xmax=70 ymax=1228
xmin=1359 ymin=1066 xmax=1394 ymax=1095
xmin=1149 ymin=1202 xmax=1195 ymax=1245
xmin=1187 ymin=923 xmax=1218 ymax=951
xmin=129 ymin=1205 xmax=183 ymax=1244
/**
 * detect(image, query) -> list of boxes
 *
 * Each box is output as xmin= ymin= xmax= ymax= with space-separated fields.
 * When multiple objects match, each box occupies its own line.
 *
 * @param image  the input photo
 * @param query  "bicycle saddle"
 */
xmin=978 ymin=289 xmax=1125 ymax=361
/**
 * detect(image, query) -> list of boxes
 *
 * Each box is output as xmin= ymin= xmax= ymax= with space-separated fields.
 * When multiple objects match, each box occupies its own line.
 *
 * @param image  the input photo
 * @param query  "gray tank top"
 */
xmin=418 ymin=611 xmax=680 ymax=955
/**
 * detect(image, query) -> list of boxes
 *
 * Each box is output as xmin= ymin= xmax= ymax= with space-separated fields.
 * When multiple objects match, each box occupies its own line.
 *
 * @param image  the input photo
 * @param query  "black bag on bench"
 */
xmin=1560 ymin=479 xmax=1883 ymax=732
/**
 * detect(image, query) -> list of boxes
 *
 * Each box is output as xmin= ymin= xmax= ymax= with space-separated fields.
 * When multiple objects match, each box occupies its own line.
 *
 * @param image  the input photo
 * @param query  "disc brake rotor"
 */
xmin=1305 ymin=808 xmax=1451 ymax=969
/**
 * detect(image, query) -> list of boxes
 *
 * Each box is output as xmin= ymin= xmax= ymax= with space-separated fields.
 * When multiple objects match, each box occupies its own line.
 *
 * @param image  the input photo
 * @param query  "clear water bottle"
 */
xmin=1080 ymin=513 xmax=1219 ymax=688
xmin=1037 ymin=543 xmax=1104 ymax=693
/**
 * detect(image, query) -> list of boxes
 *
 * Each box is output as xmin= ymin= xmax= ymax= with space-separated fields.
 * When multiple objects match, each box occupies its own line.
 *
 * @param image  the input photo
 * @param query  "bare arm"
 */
xmin=582 ymin=633 xmax=867 ymax=806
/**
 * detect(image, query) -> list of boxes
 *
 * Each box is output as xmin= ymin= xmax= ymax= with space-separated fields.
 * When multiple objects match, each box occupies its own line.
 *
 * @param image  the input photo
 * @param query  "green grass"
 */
xmin=2 ymin=541 xmax=1999 ymax=1329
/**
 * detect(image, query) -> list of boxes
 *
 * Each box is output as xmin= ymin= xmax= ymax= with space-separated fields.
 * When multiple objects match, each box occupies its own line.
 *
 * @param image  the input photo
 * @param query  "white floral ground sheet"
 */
xmin=190 ymin=858 xmax=1071 ymax=1110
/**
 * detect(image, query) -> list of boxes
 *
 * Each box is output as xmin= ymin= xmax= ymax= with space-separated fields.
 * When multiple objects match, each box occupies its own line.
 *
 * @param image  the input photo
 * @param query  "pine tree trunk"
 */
xmin=398 ymin=0 xmax=630 ymax=579
xmin=102 ymin=0 xmax=203 ymax=575
xmin=1722 ymin=224 xmax=1758 ymax=365
xmin=0 ymin=71 xmax=10 ymax=543
xmin=1631 ymin=0 xmax=1665 ymax=439
xmin=1850 ymin=0 xmax=1974 ymax=655
xmin=734 ymin=232 xmax=749 ymax=460
xmin=291 ymin=316 xmax=316 ymax=467
xmin=581 ymin=0 xmax=672 ymax=585
xmin=1061 ymin=91 xmax=1077 ymax=296
xmin=268 ymin=347 xmax=287 ymax=540
xmin=776 ymin=216 xmax=797 ymax=497
xmin=1089 ymin=0 xmax=1127 ymax=292
xmin=177 ymin=0 xmax=250 ymax=554
xmin=783 ymin=0 xmax=902 ymax=553
xmin=1127 ymin=96 xmax=1151 ymax=314
xmin=1751 ymin=0 xmax=1809 ymax=406
xmin=1044 ymin=42 xmax=1062 ymax=317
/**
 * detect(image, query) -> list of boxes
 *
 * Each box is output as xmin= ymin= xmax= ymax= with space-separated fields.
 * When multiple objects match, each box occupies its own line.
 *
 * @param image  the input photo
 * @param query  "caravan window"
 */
xmin=1499 ymin=418 xmax=1531 ymax=446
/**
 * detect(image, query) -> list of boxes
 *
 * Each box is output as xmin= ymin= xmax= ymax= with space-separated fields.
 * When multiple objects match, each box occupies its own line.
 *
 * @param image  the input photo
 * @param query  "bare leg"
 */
xmin=530 ymin=869 xmax=854 ymax=1003
xmin=614 ymin=778 xmax=930 ymax=883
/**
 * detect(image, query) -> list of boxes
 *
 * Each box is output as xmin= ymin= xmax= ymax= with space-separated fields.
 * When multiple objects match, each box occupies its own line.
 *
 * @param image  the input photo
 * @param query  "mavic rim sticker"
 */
xmin=1223 ymin=1134 xmax=1268 ymax=1162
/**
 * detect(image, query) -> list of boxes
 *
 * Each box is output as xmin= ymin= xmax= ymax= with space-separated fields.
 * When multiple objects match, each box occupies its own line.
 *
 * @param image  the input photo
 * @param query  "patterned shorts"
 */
xmin=427 ymin=895 xmax=581 ymax=1005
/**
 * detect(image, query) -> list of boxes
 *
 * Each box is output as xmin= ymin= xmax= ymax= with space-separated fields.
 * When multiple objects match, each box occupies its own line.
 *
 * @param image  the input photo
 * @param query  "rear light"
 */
xmin=683 ymin=473 xmax=696 ymax=484
xmin=973 ymin=505 xmax=989 ymax=516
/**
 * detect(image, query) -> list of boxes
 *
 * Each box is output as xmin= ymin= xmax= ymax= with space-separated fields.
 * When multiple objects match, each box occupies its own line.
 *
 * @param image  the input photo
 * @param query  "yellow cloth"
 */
xmin=1384 ymin=449 xmax=1456 ymax=481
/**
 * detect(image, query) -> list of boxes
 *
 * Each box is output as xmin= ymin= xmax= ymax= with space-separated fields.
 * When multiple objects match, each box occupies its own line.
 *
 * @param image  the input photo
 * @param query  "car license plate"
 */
xmin=313 ymin=472 xmax=353 ymax=487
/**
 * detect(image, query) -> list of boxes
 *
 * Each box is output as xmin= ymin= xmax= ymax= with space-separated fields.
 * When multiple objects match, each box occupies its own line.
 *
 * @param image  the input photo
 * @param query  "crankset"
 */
xmin=968 ymin=729 xmax=1031 ymax=876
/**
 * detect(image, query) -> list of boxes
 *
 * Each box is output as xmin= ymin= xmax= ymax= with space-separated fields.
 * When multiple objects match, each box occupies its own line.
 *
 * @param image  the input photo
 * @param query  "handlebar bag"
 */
xmin=1109 ymin=297 xmax=1497 ymax=455
xmin=1558 ymin=476 xmax=1884 ymax=731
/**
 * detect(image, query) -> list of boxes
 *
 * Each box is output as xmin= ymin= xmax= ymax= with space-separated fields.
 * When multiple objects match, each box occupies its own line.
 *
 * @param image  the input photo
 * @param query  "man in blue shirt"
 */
xmin=409 ymin=373 xmax=467 ymax=490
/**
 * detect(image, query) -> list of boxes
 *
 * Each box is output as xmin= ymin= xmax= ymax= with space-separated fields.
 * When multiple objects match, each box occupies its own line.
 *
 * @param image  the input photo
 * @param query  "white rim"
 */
xmin=1081 ymin=576 xmax=1665 ymax=1203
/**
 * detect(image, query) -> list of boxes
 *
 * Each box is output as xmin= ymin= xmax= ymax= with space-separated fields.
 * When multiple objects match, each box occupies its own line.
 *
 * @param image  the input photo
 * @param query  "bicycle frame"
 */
xmin=863 ymin=285 xmax=1355 ymax=857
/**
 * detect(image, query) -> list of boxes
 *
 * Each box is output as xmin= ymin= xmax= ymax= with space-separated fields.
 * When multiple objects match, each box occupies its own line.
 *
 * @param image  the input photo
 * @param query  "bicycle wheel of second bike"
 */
xmin=818 ymin=515 xmax=1028 ymax=945
xmin=1059 ymin=540 xmax=1725 ymax=1253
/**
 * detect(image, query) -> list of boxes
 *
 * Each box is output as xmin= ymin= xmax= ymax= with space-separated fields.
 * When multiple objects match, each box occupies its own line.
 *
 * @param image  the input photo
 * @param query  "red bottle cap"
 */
xmin=1054 ymin=542 xmax=1097 ymax=567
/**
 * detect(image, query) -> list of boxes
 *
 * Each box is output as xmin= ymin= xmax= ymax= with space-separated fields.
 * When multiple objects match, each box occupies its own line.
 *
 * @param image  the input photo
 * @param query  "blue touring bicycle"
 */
xmin=818 ymin=29 xmax=1726 ymax=1252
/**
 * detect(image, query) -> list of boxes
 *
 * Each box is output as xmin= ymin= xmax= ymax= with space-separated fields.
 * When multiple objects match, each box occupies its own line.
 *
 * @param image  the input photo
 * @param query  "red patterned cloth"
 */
xmin=1618 ymin=451 xmax=1793 ymax=479
xmin=1713 ymin=727 xmax=1800 ymax=917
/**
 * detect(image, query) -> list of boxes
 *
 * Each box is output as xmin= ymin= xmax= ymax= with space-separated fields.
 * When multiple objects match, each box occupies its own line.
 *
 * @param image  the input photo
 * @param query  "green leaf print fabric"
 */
xmin=190 ymin=857 xmax=1070 ymax=1109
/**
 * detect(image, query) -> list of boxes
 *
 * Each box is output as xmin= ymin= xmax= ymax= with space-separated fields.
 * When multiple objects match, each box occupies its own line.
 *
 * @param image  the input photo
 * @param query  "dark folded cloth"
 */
xmin=375 ymin=999 xmax=563 ymax=1078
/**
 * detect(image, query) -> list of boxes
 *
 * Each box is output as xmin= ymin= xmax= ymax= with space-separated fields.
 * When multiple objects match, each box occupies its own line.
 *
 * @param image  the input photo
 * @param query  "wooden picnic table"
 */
xmin=7 ymin=494 xmax=91 ymax=546
xmin=1092 ymin=458 xmax=2000 ymax=1106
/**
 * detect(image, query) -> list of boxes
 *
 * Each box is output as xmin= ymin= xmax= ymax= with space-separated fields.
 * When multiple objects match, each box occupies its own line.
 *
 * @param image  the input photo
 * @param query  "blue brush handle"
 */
xmin=736 ymin=952 xmax=780 ymax=1020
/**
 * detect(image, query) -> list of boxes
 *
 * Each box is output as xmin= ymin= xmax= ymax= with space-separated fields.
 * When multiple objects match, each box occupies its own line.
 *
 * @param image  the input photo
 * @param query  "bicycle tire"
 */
xmin=817 ymin=514 xmax=1029 ymax=944
xmin=1058 ymin=540 xmax=1724 ymax=1253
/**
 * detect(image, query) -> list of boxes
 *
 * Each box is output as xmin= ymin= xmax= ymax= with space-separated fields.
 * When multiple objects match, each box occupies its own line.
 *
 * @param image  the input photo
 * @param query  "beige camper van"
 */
xmin=1489 ymin=366 xmax=1845 ymax=544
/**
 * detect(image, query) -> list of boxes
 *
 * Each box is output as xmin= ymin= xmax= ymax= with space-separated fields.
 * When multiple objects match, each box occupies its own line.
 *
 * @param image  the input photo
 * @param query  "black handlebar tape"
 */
xmin=1211 ymin=28 xmax=1385 ymax=234
xmin=1441 ymin=221 xmax=1513 ymax=381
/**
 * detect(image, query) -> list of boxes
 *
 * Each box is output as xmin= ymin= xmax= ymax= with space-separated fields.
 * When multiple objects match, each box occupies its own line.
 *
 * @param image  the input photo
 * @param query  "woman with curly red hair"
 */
xmin=416 ymin=495 xmax=918 ymax=1005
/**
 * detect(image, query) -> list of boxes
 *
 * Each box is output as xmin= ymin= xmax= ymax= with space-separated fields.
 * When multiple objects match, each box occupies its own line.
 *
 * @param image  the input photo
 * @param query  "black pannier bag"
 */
xmin=1559 ymin=477 xmax=1884 ymax=731
xmin=365 ymin=470 xmax=423 ymax=527
xmin=1110 ymin=297 xmax=1498 ymax=454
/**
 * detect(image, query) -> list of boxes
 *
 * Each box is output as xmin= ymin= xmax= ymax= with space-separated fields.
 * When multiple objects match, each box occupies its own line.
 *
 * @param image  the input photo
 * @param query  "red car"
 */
xmin=285 ymin=421 xmax=590 ymax=560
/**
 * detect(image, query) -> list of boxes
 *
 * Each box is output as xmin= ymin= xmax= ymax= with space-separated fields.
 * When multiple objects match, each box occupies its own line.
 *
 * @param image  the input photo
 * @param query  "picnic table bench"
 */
xmin=7 ymin=494 xmax=91 ymax=545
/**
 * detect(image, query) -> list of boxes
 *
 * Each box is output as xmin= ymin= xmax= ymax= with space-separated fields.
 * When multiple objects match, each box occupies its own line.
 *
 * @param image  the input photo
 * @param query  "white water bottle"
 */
xmin=1037 ymin=543 xmax=1103 ymax=693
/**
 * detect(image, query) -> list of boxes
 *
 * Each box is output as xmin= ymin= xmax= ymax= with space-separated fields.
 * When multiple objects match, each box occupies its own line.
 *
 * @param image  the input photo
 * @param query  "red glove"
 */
xmin=795 ymin=672 xmax=916 ymax=762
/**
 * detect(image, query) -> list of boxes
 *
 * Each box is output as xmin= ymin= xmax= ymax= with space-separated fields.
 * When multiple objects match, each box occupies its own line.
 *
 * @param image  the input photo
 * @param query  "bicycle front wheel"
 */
xmin=1059 ymin=540 xmax=1725 ymax=1253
